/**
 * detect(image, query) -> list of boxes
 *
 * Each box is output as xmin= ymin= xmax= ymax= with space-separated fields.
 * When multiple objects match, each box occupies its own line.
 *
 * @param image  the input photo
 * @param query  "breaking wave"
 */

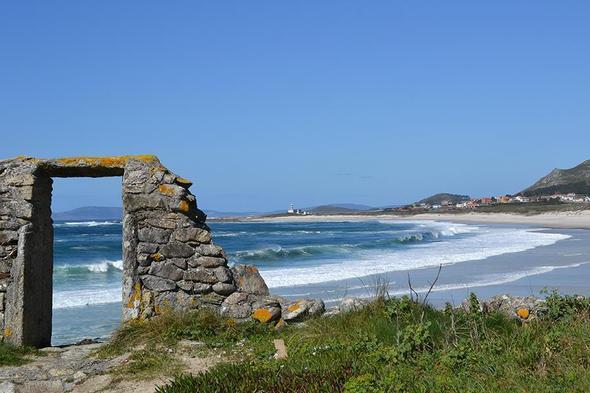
xmin=54 ymin=260 xmax=123 ymax=274
xmin=54 ymin=221 xmax=121 ymax=227
xmin=260 ymin=226 xmax=571 ymax=288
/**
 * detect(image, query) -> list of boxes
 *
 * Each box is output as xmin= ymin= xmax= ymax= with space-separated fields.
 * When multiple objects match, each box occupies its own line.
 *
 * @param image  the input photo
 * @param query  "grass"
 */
xmin=96 ymin=307 xmax=279 ymax=380
xmin=0 ymin=342 xmax=38 ymax=366
xmin=143 ymin=292 xmax=590 ymax=393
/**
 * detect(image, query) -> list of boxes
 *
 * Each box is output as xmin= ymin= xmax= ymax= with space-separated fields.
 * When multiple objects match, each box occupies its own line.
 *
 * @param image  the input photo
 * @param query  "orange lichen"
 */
xmin=516 ymin=308 xmax=530 ymax=319
xmin=54 ymin=155 xmax=158 ymax=168
xmin=178 ymin=200 xmax=190 ymax=213
xmin=252 ymin=308 xmax=273 ymax=323
xmin=158 ymin=184 xmax=176 ymax=196
xmin=287 ymin=302 xmax=301 ymax=312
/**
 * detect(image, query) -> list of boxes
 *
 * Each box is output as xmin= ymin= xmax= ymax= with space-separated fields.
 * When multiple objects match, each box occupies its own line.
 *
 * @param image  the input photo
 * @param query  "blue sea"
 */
xmin=51 ymin=219 xmax=590 ymax=345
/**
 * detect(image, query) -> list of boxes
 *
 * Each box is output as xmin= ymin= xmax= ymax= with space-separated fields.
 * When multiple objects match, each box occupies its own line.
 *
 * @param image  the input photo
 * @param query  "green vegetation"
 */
xmin=143 ymin=292 xmax=590 ymax=393
xmin=96 ymin=307 xmax=277 ymax=379
xmin=0 ymin=342 xmax=38 ymax=366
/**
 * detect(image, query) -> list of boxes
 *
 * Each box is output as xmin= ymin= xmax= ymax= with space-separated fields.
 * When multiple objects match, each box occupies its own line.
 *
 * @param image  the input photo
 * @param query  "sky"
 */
xmin=1 ymin=1 xmax=589 ymax=212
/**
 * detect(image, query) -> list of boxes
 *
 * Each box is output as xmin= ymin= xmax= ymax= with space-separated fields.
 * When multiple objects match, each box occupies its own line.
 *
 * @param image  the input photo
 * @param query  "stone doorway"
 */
xmin=0 ymin=156 xmax=232 ymax=348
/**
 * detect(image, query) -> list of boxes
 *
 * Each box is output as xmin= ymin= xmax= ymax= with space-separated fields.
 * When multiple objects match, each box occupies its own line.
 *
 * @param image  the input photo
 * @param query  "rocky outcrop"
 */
xmin=463 ymin=294 xmax=546 ymax=321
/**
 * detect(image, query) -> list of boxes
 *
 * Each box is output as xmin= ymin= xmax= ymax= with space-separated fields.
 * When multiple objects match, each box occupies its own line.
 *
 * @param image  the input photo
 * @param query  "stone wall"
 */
xmin=0 ymin=155 xmax=324 ymax=348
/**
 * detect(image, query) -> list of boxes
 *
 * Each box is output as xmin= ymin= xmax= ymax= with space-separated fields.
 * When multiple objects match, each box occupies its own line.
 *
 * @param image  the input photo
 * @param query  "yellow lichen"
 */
xmin=149 ymin=252 xmax=164 ymax=262
xmin=287 ymin=302 xmax=301 ymax=312
xmin=158 ymin=184 xmax=176 ymax=196
xmin=175 ymin=177 xmax=193 ymax=187
xmin=516 ymin=308 xmax=530 ymax=319
xmin=4 ymin=327 xmax=11 ymax=337
xmin=252 ymin=308 xmax=273 ymax=323
xmin=127 ymin=282 xmax=142 ymax=308
xmin=54 ymin=155 xmax=158 ymax=168
xmin=178 ymin=200 xmax=190 ymax=213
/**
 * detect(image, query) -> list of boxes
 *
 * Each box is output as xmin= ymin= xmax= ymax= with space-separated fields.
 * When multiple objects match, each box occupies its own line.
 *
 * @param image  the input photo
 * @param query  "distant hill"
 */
xmin=204 ymin=210 xmax=260 ymax=218
xmin=416 ymin=193 xmax=470 ymax=206
xmin=53 ymin=206 xmax=122 ymax=221
xmin=520 ymin=160 xmax=590 ymax=196
xmin=326 ymin=203 xmax=373 ymax=211
xmin=308 ymin=205 xmax=361 ymax=215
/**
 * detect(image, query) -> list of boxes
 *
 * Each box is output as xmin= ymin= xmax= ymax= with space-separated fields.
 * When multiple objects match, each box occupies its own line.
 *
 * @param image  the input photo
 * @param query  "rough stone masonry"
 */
xmin=0 ymin=156 xmax=324 ymax=348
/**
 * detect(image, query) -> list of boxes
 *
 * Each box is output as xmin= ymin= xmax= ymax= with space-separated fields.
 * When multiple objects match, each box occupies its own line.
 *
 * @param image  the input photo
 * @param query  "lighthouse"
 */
xmin=287 ymin=204 xmax=295 ymax=214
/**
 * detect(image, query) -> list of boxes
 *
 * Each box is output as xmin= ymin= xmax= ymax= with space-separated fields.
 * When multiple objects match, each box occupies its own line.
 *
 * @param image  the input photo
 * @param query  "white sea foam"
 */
xmin=261 ymin=222 xmax=571 ymax=288
xmin=53 ymin=286 xmax=121 ymax=309
xmin=86 ymin=260 xmax=123 ymax=272
xmin=324 ymin=262 xmax=590 ymax=303
xmin=55 ymin=221 xmax=121 ymax=227
xmin=54 ymin=259 xmax=124 ymax=274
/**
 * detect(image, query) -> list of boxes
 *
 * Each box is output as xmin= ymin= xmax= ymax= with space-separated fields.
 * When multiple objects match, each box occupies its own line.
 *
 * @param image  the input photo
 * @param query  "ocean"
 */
xmin=51 ymin=219 xmax=590 ymax=345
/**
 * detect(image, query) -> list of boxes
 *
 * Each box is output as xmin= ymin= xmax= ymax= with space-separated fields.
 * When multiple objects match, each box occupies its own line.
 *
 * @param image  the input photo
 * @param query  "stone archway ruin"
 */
xmin=0 ymin=156 xmax=239 ymax=347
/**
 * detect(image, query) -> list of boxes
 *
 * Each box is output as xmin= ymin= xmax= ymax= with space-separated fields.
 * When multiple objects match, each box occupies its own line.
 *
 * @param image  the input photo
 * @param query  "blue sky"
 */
xmin=1 ymin=1 xmax=589 ymax=212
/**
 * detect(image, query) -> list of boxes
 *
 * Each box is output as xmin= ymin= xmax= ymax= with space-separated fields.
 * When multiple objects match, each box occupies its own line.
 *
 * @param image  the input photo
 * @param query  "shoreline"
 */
xmin=238 ymin=210 xmax=590 ymax=229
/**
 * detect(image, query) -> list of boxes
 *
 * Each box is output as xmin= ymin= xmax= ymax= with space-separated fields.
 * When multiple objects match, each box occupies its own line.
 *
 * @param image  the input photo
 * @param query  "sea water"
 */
xmin=51 ymin=219 xmax=590 ymax=345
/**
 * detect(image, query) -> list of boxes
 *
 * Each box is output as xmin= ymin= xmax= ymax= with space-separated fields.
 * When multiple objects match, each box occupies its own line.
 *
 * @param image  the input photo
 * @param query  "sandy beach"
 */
xmin=248 ymin=210 xmax=590 ymax=229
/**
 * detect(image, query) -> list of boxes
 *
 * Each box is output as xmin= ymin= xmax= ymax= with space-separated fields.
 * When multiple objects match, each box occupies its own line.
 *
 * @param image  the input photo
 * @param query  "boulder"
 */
xmin=470 ymin=294 xmax=546 ymax=320
xmin=252 ymin=307 xmax=281 ymax=324
xmin=338 ymin=297 xmax=369 ymax=313
xmin=282 ymin=299 xmax=325 ymax=322
xmin=232 ymin=264 xmax=269 ymax=296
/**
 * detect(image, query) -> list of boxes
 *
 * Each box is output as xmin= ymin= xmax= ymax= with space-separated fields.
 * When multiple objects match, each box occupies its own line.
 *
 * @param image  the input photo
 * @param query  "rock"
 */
xmin=195 ymin=244 xmax=224 ymax=257
xmin=193 ymin=283 xmax=213 ymax=294
xmin=169 ymin=258 xmax=187 ymax=269
xmin=183 ymin=268 xmax=217 ymax=283
xmin=174 ymin=227 xmax=211 ymax=243
xmin=338 ymin=297 xmax=369 ymax=313
xmin=72 ymin=375 xmax=113 ymax=393
xmin=148 ymin=261 xmax=185 ymax=281
xmin=212 ymin=282 xmax=236 ymax=296
xmin=188 ymin=256 xmax=226 ymax=268
xmin=213 ymin=267 xmax=233 ymax=283
xmin=16 ymin=381 xmax=64 ymax=393
xmin=146 ymin=217 xmax=179 ymax=230
xmin=137 ymin=227 xmax=171 ymax=244
xmin=177 ymin=280 xmax=194 ymax=292
xmin=232 ymin=264 xmax=269 ymax=296
xmin=136 ymin=242 xmax=158 ymax=254
xmin=252 ymin=307 xmax=281 ymax=324
xmin=282 ymin=299 xmax=325 ymax=321
xmin=221 ymin=302 xmax=252 ymax=320
xmin=462 ymin=294 xmax=546 ymax=320
xmin=159 ymin=242 xmax=195 ymax=258
xmin=141 ymin=275 xmax=177 ymax=292
xmin=0 ymin=382 xmax=15 ymax=393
